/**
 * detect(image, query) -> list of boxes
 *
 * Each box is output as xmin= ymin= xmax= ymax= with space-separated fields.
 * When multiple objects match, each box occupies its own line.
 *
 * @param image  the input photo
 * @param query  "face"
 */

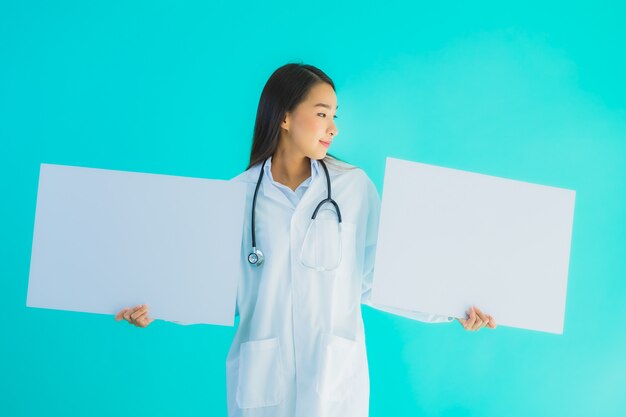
xmin=279 ymin=82 xmax=339 ymax=160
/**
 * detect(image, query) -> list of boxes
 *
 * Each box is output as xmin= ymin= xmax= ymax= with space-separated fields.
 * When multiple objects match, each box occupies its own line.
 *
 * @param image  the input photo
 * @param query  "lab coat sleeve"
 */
xmin=360 ymin=176 xmax=454 ymax=324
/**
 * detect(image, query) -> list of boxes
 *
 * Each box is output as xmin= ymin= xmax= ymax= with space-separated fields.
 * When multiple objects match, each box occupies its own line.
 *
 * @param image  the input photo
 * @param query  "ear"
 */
xmin=280 ymin=111 xmax=291 ymax=132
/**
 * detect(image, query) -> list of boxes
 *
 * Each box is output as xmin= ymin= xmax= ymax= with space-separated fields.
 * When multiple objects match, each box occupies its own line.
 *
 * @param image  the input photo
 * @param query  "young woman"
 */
xmin=115 ymin=63 xmax=497 ymax=417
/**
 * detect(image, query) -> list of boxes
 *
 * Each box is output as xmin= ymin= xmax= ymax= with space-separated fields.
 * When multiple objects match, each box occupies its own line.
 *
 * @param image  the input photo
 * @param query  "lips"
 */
xmin=319 ymin=140 xmax=331 ymax=148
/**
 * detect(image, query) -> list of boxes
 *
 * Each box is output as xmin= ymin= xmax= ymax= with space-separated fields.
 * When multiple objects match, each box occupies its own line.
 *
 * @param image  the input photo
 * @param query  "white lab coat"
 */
xmin=225 ymin=159 xmax=453 ymax=417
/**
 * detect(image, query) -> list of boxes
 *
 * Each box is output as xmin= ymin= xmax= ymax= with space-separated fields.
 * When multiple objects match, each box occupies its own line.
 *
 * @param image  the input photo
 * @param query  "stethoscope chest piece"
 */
xmin=248 ymin=247 xmax=264 ymax=266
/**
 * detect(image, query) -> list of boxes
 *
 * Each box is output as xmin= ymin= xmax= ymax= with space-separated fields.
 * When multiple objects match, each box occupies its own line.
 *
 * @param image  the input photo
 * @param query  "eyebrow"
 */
xmin=313 ymin=103 xmax=339 ymax=110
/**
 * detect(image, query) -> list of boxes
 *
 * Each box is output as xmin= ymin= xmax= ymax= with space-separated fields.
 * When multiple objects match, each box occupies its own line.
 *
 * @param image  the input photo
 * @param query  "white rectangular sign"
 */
xmin=27 ymin=163 xmax=246 ymax=326
xmin=372 ymin=157 xmax=576 ymax=334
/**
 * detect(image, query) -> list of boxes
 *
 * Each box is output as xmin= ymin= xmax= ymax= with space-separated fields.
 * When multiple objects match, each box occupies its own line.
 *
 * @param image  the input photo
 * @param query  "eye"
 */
xmin=317 ymin=113 xmax=339 ymax=120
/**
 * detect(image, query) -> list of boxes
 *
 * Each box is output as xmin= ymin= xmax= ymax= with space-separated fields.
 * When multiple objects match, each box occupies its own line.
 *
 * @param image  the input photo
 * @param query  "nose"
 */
xmin=329 ymin=122 xmax=338 ymax=138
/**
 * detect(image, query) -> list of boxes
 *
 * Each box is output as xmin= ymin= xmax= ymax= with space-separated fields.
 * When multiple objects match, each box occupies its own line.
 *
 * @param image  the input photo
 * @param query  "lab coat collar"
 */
xmin=233 ymin=156 xmax=349 ymax=217
xmin=260 ymin=156 xmax=321 ymax=209
xmin=262 ymin=156 xmax=320 ymax=185
xmin=237 ymin=157 xmax=343 ymax=184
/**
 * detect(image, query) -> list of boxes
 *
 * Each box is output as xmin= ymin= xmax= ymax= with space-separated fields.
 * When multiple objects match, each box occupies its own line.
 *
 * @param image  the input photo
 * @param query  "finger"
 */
xmin=130 ymin=305 xmax=148 ymax=321
xmin=124 ymin=304 xmax=144 ymax=322
xmin=124 ymin=306 xmax=141 ymax=323
xmin=123 ymin=310 xmax=133 ymax=322
xmin=474 ymin=307 xmax=490 ymax=328
xmin=470 ymin=307 xmax=484 ymax=331
xmin=132 ymin=310 xmax=151 ymax=327
xmin=136 ymin=314 xmax=154 ymax=328
xmin=131 ymin=310 xmax=148 ymax=324
xmin=137 ymin=315 xmax=154 ymax=328
xmin=476 ymin=308 xmax=489 ymax=330
xmin=465 ymin=308 xmax=477 ymax=330
xmin=115 ymin=308 xmax=129 ymax=321
xmin=471 ymin=310 xmax=483 ymax=331
xmin=487 ymin=315 xmax=497 ymax=329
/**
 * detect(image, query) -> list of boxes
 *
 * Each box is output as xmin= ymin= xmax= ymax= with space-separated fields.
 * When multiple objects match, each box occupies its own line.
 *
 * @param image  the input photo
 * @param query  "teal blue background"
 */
xmin=1 ymin=1 xmax=625 ymax=416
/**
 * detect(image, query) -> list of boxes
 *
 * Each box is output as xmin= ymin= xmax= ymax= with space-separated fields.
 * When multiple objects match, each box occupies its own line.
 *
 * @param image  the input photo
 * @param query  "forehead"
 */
xmin=304 ymin=83 xmax=337 ymax=107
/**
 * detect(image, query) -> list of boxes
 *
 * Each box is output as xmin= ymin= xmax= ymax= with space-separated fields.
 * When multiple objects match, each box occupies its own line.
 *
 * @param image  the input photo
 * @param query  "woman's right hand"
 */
xmin=115 ymin=304 xmax=154 ymax=328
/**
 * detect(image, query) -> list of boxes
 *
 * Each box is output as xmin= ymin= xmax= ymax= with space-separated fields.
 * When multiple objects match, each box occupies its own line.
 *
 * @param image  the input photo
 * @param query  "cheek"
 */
xmin=294 ymin=115 xmax=323 ymax=139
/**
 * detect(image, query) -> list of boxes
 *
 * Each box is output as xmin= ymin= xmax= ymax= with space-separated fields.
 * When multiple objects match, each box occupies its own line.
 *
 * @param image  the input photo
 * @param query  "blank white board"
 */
xmin=372 ymin=157 xmax=576 ymax=334
xmin=27 ymin=163 xmax=246 ymax=326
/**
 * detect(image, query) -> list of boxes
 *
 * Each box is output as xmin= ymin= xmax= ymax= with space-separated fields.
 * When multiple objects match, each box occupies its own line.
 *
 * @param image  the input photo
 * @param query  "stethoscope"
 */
xmin=247 ymin=157 xmax=342 ymax=267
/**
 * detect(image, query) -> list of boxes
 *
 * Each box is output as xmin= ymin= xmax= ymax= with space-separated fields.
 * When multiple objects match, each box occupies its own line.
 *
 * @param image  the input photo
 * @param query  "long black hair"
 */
xmin=247 ymin=63 xmax=346 ymax=170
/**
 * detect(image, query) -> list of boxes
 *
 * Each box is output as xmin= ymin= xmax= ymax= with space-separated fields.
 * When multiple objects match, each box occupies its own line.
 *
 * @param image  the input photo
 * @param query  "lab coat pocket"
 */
xmin=316 ymin=332 xmax=358 ymax=402
xmin=337 ymin=221 xmax=357 ymax=272
xmin=301 ymin=217 xmax=342 ymax=271
xmin=236 ymin=337 xmax=285 ymax=409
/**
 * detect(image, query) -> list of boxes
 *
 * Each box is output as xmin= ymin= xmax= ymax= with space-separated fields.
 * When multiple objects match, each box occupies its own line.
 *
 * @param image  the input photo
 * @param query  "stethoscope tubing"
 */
xmin=248 ymin=157 xmax=342 ymax=266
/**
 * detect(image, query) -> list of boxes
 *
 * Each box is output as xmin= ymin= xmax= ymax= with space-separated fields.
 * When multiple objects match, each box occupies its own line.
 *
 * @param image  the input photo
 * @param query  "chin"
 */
xmin=312 ymin=150 xmax=328 ymax=160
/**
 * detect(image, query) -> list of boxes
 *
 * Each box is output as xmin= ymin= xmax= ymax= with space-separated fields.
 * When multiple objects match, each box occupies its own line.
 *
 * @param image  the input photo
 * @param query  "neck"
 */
xmin=271 ymin=148 xmax=311 ymax=192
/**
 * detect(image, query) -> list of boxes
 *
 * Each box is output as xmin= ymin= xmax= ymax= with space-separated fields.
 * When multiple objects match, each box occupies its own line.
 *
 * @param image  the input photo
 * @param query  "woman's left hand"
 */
xmin=457 ymin=306 xmax=497 ymax=331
